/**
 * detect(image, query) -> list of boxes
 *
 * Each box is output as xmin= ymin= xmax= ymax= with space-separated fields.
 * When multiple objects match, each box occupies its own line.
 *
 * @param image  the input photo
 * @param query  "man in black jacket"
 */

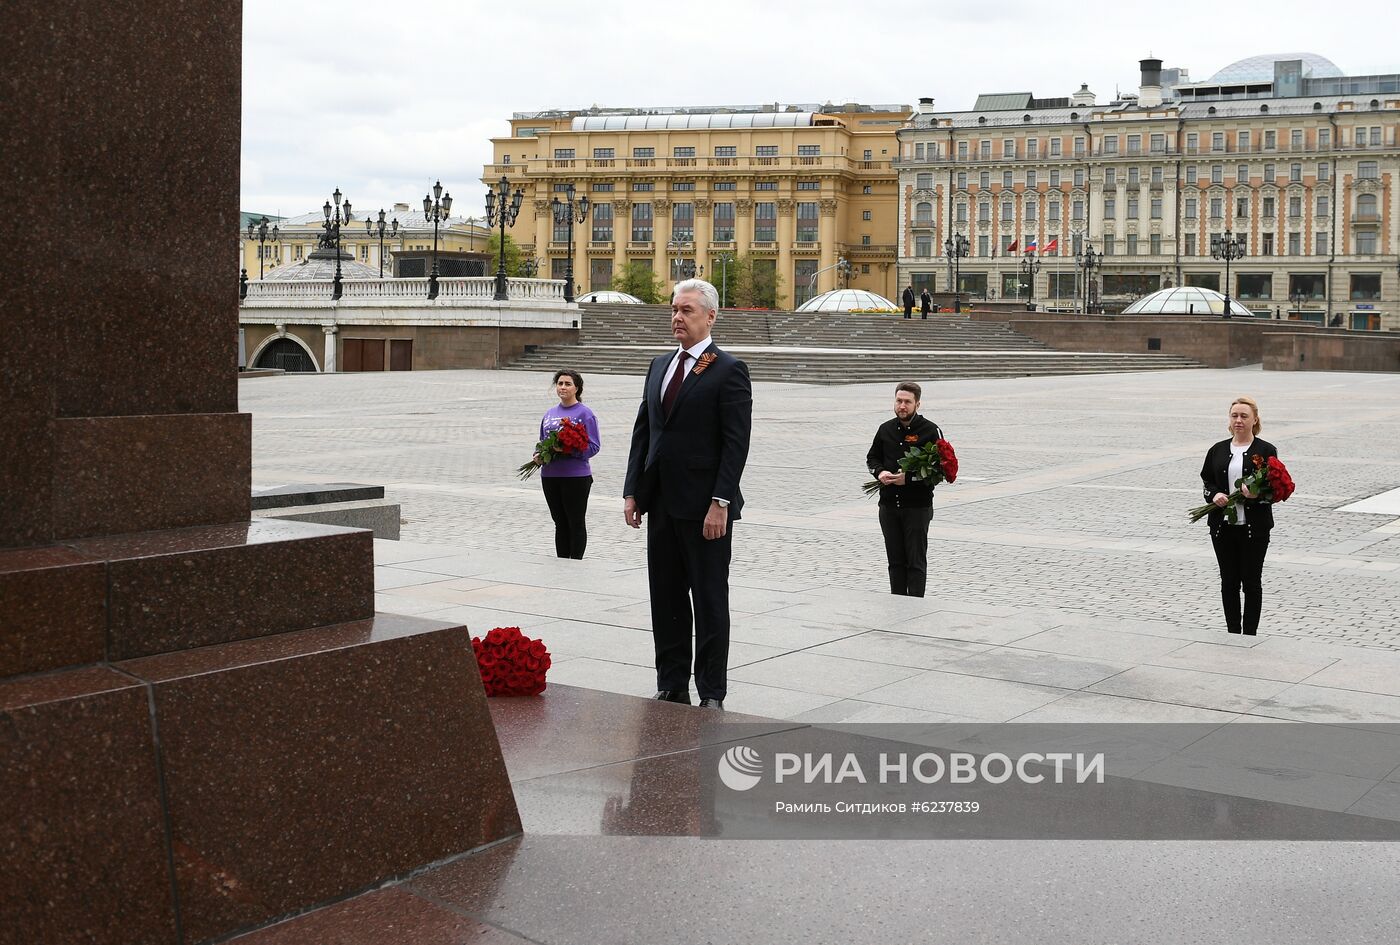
xmin=625 ymin=279 xmax=753 ymax=709
xmin=901 ymin=285 xmax=915 ymax=319
xmin=866 ymin=382 xmax=943 ymax=597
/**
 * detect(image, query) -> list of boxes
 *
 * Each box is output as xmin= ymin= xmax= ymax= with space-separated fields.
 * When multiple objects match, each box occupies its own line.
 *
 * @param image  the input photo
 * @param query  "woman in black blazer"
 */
xmin=1199 ymin=396 xmax=1278 ymax=635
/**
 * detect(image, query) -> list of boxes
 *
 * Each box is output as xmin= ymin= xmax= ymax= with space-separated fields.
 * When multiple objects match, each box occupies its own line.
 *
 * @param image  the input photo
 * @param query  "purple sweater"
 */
xmin=539 ymin=402 xmax=601 ymax=478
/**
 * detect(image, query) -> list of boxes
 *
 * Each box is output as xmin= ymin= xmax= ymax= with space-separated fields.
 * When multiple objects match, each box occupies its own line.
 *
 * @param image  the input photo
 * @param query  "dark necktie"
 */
xmin=662 ymin=351 xmax=690 ymax=417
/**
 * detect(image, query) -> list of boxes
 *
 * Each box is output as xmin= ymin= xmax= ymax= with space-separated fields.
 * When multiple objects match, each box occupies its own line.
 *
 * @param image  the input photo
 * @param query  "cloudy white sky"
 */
xmin=242 ymin=0 xmax=1394 ymax=218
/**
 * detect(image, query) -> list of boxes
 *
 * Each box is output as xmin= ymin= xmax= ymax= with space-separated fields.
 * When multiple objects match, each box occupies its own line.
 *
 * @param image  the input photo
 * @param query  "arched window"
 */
xmin=1357 ymin=193 xmax=1378 ymax=218
xmin=254 ymin=337 xmax=318 ymax=373
xmin=914 ymin=201 xmax=933 ymax=224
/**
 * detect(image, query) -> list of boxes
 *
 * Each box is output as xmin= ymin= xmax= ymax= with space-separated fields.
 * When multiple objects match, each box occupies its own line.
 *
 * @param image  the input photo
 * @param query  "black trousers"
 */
xmin=647 ymin=501 xmax=732 ymax=700
xmin=879 ymin=505 xmax=933 ymax=597
xmin=903 ymin=304 xmax=913 ymax=318
xmin=541 ymin=475 xmax=592 ymax=559
xmin=1210 ymin=524 xmax=1271 ymax=634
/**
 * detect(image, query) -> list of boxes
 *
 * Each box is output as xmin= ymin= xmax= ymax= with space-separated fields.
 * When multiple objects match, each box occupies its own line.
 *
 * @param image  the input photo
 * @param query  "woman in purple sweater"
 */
xmin=539 ymin=370 xmax=601 ymax=559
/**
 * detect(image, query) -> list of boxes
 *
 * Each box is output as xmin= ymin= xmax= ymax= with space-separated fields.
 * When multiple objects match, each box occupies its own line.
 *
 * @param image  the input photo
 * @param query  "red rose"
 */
xmin=936 ymin=439 xmax=959 ymax=484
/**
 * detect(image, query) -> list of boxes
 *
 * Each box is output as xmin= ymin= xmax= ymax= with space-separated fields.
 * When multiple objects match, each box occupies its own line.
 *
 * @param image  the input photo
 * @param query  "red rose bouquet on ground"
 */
xmin=471 ymin=626 xmax=552 ymax=696
xmin=1188 ymin=454 xmax=1295 ymax=523
xmin=863 ymin=438 xmax=959 ymax=496
xmin=517 ymin=417 xmax=590 ymax=480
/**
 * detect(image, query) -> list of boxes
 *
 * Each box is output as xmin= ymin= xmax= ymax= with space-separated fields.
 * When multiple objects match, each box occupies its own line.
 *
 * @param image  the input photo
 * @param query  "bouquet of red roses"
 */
xmin=517 ymin=417 xmax=590 ymax=480
xmin=863 ymin=438 xmax=959 ymax=496
xmin=471 ymin=626 xmax=552 ymax=696
xmin=1188 ymin=454 xmax=1295 ymax=523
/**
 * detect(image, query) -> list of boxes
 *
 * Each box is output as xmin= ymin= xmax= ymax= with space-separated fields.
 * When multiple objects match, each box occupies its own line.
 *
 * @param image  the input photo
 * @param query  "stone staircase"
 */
xmin=505 ymin=304 xmax=1203 ymax=383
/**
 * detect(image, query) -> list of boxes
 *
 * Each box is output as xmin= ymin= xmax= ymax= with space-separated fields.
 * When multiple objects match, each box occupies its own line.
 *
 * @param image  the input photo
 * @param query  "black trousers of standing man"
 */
xmin=879 ymin=505 xmax=933 ymax=597
xmin=1210 ymin=523 xmax=1270 ymax=634
xmin=541 ymin=475 xmax=592 ymax=559
xmin=647 ymin=500 xmax=732 ymax=700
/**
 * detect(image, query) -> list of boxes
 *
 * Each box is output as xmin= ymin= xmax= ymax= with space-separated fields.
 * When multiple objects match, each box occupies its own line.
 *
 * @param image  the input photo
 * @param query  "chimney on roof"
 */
xmin=1072 ymin=83 xmax=1096 ymax=107
xmin=1138 ymin=57 xmax=1164 ymax=108
xmin=917 ymin=96 xmax=936 ymax=115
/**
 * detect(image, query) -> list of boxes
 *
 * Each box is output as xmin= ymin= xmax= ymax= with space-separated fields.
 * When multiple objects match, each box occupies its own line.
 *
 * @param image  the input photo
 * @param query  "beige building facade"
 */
xmin=897 ymin=55 xmax=1399 ymax=329
xmin=484 ymin=103 xmax=911 ymax=308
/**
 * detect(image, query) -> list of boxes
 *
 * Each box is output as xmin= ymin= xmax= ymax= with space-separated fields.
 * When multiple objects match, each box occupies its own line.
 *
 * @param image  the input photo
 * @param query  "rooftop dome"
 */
xmin=795 ymin=288 xmax=899 ymax=313
xmin=577 ymin=290 xmax=645 ymax=304
xmin=1119 ymin=286 xmax=1254 ymax=318
xmin=262 ymin=249 xmax=381 ymax=281
xmin=1208 ymin=52 xmax=1342 ymax=84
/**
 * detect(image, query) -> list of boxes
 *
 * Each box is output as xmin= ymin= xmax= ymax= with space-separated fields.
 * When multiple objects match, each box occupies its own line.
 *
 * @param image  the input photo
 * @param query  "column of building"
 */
xmin=818 ymin=198 xmax=837 ymax=293
xmin=694 ymin=198 xmax=712 ymax=284
xmin=612 ymin=198 xmax=630 ymax=286
xmin=533 ymin=198 xmax=551 ymax=273
xmin=653 ymin=197 xmax=672 ymax=286
xmin=776 ymin=198 xmax=795 ymax=306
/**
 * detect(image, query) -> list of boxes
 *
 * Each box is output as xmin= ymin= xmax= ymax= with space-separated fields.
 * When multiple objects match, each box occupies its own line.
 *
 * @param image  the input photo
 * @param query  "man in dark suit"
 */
xmin=902 ymin=285 xmax=916 ymax=319
xmin=624 ymin=279 xmax=752 ymax=710
xmin=866 ymin=381 xmax=943 ymax=597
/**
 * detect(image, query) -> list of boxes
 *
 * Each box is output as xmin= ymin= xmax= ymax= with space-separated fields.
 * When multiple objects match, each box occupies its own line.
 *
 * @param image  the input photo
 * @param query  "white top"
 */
xmin=661 ymin=336 xmax=714 ymax=395
xmin=1228 ymin=440 xmax=1252 ymax=524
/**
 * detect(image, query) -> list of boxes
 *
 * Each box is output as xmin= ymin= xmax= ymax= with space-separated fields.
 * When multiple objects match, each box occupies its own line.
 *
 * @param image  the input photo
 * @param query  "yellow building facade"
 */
xmin=484 ymin=103 xmax=911 ymax=307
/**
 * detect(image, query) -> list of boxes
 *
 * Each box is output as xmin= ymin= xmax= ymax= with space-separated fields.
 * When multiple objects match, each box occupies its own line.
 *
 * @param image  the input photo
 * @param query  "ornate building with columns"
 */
xmin=897 ymin=54 xmax=1400 ymax=329
xmin=484 ymin=103 xmax=911 ymax=308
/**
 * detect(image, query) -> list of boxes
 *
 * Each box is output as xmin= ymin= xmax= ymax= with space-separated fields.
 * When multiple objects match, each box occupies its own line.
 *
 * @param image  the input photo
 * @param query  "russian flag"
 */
xmin=1025 ymin=237 xmax=1038 ymax=253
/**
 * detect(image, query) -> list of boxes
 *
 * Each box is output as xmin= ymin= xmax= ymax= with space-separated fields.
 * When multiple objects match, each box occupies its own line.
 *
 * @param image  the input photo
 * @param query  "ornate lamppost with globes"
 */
xmin=1211 ymin=227 xmax=1247 ymax=319
xmin=1075 ymin=243 xmax=1101 ymax=314
xmin=365 ymin=210 xmax=399 ymax=279
xmin=714 ymin=251 xmax=734 ymax=308
xmin=423 ymin=180 xmax=452 ymax=299
xmin=486 ymin=175 xmax=524 ymax=301
xmin=322 ymin=188 xmax=351 ymax=301
xmin=1019 ymin=249 xmax=1042 ymax=309
xmin=551 ymin=183 xmax=590 ymax=303
xmin=246 ymin=215 xmax=279 ymax=279
xmin=944 ymin=233 xmax=969 ymax=302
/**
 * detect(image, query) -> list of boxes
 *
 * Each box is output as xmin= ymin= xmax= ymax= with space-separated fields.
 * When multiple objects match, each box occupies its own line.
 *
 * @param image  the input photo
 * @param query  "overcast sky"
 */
xmin=241 ymin=0 xmax=1394 ymax=218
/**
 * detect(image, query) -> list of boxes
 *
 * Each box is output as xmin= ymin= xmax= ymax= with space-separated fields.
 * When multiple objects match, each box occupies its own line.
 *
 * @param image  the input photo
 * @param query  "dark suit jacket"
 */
xmin=866 ymin=414 xmax=943 ymax=508
xmin=624 ymin=343 xmax=752 ymax=521
xmin=1200 ymin=437 xmax=1278 ymax=531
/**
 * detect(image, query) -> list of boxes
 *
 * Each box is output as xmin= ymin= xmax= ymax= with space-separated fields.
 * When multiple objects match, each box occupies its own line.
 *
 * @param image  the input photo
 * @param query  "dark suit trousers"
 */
xmin=1210 ymin=524 xmax=1270 ymax=634
xmin=647 ymin=500 xmax=732 ymax=700
xmin=879 ymin=505 xmax=933 ymax=597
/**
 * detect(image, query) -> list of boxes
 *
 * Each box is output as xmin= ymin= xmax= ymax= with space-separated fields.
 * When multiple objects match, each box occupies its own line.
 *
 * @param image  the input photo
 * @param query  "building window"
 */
xmin=673 ymin=181 xmax=695 ymax=191
xmin=915 ymin=236 xmax=932 ymax=257
xmin=979 ymin=140 xmax=991 ymax=159
xmin=1236 ymin=197 xmax=1250 ymax=218
xmin=1103 ymin=135 xmax=1118 ymax=155
xmin=977 ymin=235 xmax=989 ymax=256
xmin=1026 ymin=201 xmax=1037 ymax=220
xmin=1263 ymin=163 xmax=1274 ymax=181
xmin=1150 ymin=133 xmax=1166 ymax=153
xmin=1356 ymin=231 xmax=1378 ymax=254
xmin=755 ymin=180 xmax=778 ymax=191
xmin=863 ymin=209 xmax=872 ymax=221
xmin=714 ymin=146 xmax=737 ymax=158
xmin=1262 ymin=196 xmax=1275 ymax=217
xmin=1048 ymin=200 xmax=1059 ymax=219
xmin=1150 ymin=197 xmax=1162 ymax=219
xmin=1316 ymin=232 xmax=1329 ymax=254
xmin=1260 ymin=232 xmax=1273 ymax=255
xmin=956 ymin=171 xmax=967 ymax=189
xmin=1126 ymin=234 xmax=1138 ymax=255
xmin=1104 ymin=196 xmax=1116 ymax=218
xmin=1290 ymin=273 xmax=1326 ymax=298
xmin=631 ymin=203 xmax=653 ymax=242
xmin=1317 ymin=162 xmax=1330 ymax=181
xmin=1049 ymin=170 xmax=1060 ymax=187
xmin=1264 ymin=130 xmax=1276 ymax=150
xmin=633 ymin=181 xmax=654 ymax=192
xmin=914 ymin=143 xmax=925 ymax=161
xmin=1184 ymin=235 xmax=1196 ymax=255
xmin=862 ymin=235 xmax=871 ymax=245
xmin=713 ymin=181 xmax=736 ymax=191
xmin=673 ymin=146 xmax=695 ymax=158
xmin=712 ymin=202 xmax=735 ymax=241
xmin=1071 ymin=199 xmax=1083 ymax=221
xmin=1289 ymin=196 xmax=1302 ymax=217
xmin=914 ymin=201 xmax=932 ymax=224
xmin=916 ymin=172 xmax=933 ymax=190
xmin=1316 ymin=195 xmax=1329 ymax=216
xmin=1027 ymin=139 xmax=1039 ymax=158
xmin=1049 ymin=138 xmax=1061 ymax=157
xmin=1351 ymin=274 xmax=1381 ymax=299
xmin=1236 ymin=164 xmax=1249 ymax=183
xmin=956 ymin=203 xmax=967 ymax=222
xmin=591 ymin=203 xmax=613 ymax=241
xmin=1318 ymin=128 xmax=1331 ymax=148
xmin=1290 ymin=163 xmax=1302 ymax=182
xmin=1358 ymin=161 xmax=1379 ymax=180
xmin=553 ymin=216 xmax=571 ymax=243
xmin=1371 ymin=127 xmax=1383 ymax=146
xmin=862 ymin=185 xmax=873 ymax=194
xmin=671 ymin=202 xmax=694 ymax=241
xmin=1288 ymin=232 xmax=1301 ymax=255
xmin=1186 ymin=132 xmax=1199 ymax=152
xmin=592 ymin=182 xmax=614 ymax=192
xmin=977 ymin=203 xmax=990 ymax=224
xmin=1003 ymin=138 xmax=1015 ymax=157
xmin=592 ymin=147 xmax=614 ymax=160
xmin=1102 ymin=235 xmax=1115 ymax=256
xmin=797 ymin=144 xmax=820 ymax=156
xmin=755 ymin=145 xmax=779 ymax=157
xmin=1002 ymin=170 xmax=1013 ymax=188
xmin=1073 ymin=168 xmax=1084 ymax=187
xmin=1026 ymin=169 xmax=1037 ymax=187
xmin=1237 ymin=131 xmax=1251 ymax=150
xmin=1128 ymin=167 xmax=1140 ymax=185
xmin=1211 ymin=165 xmax=1223 ymax=184
xmin=1210 ymin=197 xmax=1223 ymax=219
xmin=797 ymin=180 xmax=820 ymax=191
xmin=1127 ymin=134 xmax=1141 ymax=154
xmin=796 ymin=201 xmax=819 ymax=241
xmin=632 ymin=147 xmax=654 ymax=159
xmin=957 ymin=141 xmax=969 ymax=160
xmin=1151 ymin=166 xmax=1163 ymax=185
xmin=1150 ymin=234 xmax=1161 ymax=254
xmin=1001 ymin=202 xmax=1013 ymax=223
xmin=753 ymin=202 xmax=776 ymax=241
xmin=1211 ymin=133 xmax=1225 ymax=151
xmin=1237 ymin=273 xmax=1272 ymax=299
xmin=1184 ymin=198 xmax=1197 ymax=219
xmin=553 ymin=148 xmax=575 ymax=160
xmin=1186 ymin=166 xmax=1198 ymax=184
xmin=979 ymin=171 xmax=990 ymax=189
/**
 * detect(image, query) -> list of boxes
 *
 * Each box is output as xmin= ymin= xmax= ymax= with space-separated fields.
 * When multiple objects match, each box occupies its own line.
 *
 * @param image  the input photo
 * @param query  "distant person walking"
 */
xmin=1199 ymin=396 xmax=1278 ymax=635
xmin=920 ymin=288 xmax=933 ymax=319
xmin=902 ymin=285 xmax=916 ymax=319
xmin=866 ymin=382 xmax=944 ymax=597
xmin=538 ymin=370 xmax=601 ymax=558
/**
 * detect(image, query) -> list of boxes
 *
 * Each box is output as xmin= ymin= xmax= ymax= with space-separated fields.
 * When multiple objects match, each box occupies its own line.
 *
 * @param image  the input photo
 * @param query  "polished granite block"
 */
xmin=226 ymin=887 xmax=533 ymax=945
xmin=0 ymin=666 xmax=178 ymax=945
xmin=72 ymin=519 xmax=373 ymax=660
xmin=488 ymin=683 xmax=802 ymax=782
xmin=0 ymin=545 xmax=106 ymax=676
xmin=52 ymin=414 xmax=252 ymax=540
xmin=118 ymin=614 xmax=521 ymax=944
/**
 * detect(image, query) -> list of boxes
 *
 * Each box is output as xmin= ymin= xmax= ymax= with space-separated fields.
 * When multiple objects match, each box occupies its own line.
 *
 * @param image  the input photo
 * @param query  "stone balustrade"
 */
xmin=244 ymin=276 xmax=567 ymax=303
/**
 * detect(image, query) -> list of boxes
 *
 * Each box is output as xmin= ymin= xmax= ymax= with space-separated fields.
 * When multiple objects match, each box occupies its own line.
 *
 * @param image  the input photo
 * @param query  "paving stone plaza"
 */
xmin=244 ymin=359 xmax=1400 ymax=730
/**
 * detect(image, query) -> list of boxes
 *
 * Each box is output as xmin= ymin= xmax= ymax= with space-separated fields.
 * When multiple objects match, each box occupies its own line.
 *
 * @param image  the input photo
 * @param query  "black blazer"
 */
xmin=1200 ymin=437 xmax=1277 ymax=531
xmin=866 ymin=414 xmax=943 ymax=508
xmin=624 ymin=344 xmax=752 ymax=521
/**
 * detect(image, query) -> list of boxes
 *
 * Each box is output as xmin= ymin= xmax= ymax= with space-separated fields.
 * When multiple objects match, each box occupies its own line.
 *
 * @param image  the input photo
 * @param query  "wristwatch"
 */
xmin=713 ymin=498 xmax=731 ymax=508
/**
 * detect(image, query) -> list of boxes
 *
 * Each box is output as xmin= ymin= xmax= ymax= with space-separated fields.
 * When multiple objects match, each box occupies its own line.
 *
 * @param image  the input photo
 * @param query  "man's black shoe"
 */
xmin=652 ymin=690 xmax=692 ymax=705
xmin=699 ymin=698 xmax=725 ymax=710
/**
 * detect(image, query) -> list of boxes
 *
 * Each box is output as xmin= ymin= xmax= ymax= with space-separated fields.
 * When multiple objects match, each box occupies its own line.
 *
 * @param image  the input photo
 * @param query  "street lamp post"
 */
xmin=1019 ymin=250 xmax=1042 ymax=309
xmin=551 ymin=183 xmax=590 ymax=303
xmin=1211 ymin=227 xmax=1247 ymax=319
xmin=485 ymin=175 xmax=524 ymax=301
xmin=365 ymin=210 xmax=399 ymax=279
xmin=321 ymin=188 xmax=351 ymax=301
xmin=715 ymin=252 xmax=734 ymax=308
xmin=245 ymin=215 xmax=280 ymax=279
xmin=1075 ymin=244 xmax=1101 ymax=314
xmin=667 ymin=235 xmax=693 ymax=287
xmin=423 ymin=180 xmax=453 ymax=300
xmin=944 ymin=233 xmax=969 ymax=306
